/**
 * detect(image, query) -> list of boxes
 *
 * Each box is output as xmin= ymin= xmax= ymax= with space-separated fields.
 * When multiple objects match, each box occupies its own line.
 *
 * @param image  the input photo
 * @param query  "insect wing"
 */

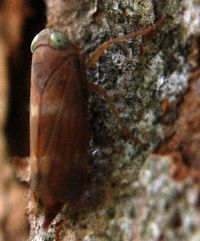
xmin=30 ymin=46 xmax=88 ymax=204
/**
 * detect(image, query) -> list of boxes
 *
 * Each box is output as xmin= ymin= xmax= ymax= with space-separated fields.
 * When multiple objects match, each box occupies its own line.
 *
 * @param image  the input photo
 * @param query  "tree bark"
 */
xmin=29 ymin=0 xmax=200 ymax=240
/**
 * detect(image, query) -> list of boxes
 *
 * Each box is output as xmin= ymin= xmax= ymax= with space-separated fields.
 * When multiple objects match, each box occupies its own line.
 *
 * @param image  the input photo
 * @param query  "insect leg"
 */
xmin=88 ymin=83 xmax=143 ymax=146
xmin=86 ymin=17 xmax=166 ymax=69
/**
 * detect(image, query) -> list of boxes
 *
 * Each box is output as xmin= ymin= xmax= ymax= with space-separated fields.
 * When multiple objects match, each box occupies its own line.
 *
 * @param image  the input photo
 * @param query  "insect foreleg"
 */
xmin=86 ymin=17 xmax=166 ymax=69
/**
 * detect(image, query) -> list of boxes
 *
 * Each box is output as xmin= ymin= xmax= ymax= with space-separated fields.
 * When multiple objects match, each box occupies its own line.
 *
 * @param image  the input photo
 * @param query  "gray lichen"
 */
xmin=134 ymin=155 xmax=200 ymax=241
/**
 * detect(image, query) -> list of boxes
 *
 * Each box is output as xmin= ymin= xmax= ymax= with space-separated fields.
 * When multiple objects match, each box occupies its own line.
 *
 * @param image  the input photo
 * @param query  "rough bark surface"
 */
xmin=28 ymin=0 xmax=200 ymax=240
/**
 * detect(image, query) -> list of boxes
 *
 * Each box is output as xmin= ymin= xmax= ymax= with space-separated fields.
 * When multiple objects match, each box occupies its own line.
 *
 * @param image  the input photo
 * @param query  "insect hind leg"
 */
xmin=88 ymin=83 xmax=143 ymax=146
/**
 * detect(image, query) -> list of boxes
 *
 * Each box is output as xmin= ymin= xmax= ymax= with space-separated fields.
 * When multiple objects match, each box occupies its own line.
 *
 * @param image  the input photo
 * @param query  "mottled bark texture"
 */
xmin=29 ymin=0 xmax=200 ymax=240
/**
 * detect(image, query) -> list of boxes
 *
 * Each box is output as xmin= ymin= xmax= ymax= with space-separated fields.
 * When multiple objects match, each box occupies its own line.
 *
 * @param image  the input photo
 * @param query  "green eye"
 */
xmin=50 ymin=32 xmax=69 ymax=49
xmin=30 ymin=34 xmax=40 ymax=53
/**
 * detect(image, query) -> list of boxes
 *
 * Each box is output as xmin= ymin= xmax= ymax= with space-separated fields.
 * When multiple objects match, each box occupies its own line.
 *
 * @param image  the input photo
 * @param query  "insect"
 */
xmin=30 ymin=18 xmax=165 ymax=228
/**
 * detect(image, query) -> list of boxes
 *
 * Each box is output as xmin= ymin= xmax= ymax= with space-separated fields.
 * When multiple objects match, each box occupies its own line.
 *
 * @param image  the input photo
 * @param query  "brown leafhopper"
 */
xmin=30 ymin=29 xmax=89 ymax=227
xmin=30 ymin=18 xmax=165 ymax=228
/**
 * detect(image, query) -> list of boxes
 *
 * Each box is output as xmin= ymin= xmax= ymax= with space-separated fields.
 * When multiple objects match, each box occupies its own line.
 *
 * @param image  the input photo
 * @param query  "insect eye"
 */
xmin=30 ymin=34 xmax=40 ymax=53
xmin=50 ymin=32 xmax=69 ymax=49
